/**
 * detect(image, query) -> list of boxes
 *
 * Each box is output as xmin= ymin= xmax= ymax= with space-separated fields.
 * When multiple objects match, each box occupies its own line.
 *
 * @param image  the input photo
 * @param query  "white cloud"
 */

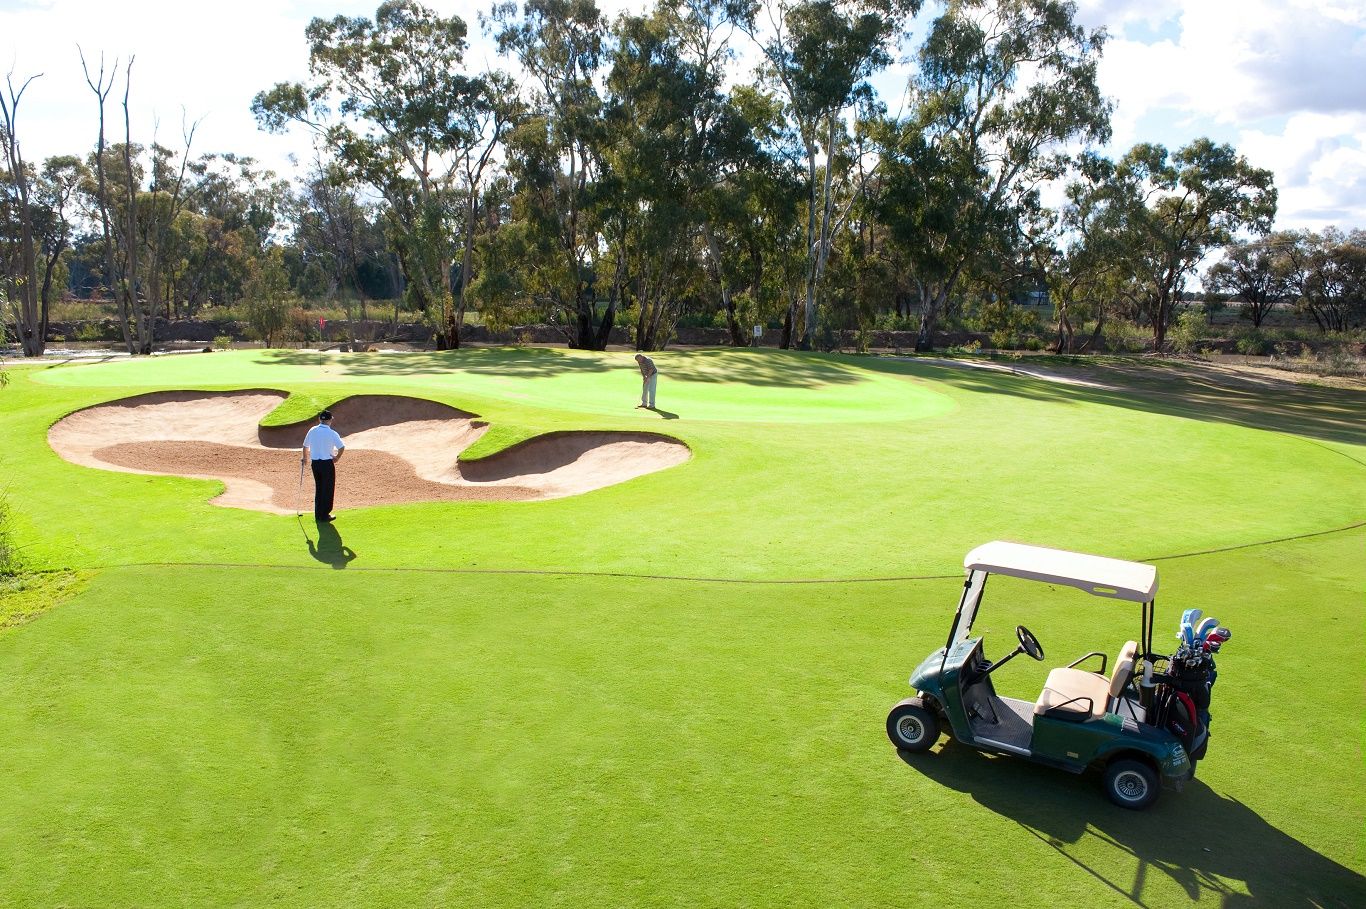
xmin=1076 ymin=0 xmax=1366 ymax=230
xmin=1240 ymin=113 xmax=1366 ymax=227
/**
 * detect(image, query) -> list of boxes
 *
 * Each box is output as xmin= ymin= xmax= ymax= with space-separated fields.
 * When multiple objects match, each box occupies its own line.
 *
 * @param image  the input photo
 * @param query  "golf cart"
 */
xmin=887 ymin=541 xmax=1231 ymax=810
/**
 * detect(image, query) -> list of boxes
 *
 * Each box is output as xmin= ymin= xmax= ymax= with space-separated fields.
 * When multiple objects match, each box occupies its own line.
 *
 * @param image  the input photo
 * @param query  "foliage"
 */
xmin=241 ymin=247 xmax=294 ymax=347
xmin=874 ymin=0 xmax=1109 ymax=351
xmin=254 ymin=0 xmax=511 ymax=349
xmin=1074 ymin=140 xmax=1277 ymax=351
xmin=1206 ymin=236 xmax=1286 ymax=328
xmin=1168 ymin=308 xmax=1209 ymax=354
xmin=73 ymin=322 xmax=104 ymax=342
xmin=1274 ymin=228 xmax=1366 ymax=332
xmin=1233 ymin=326 xmax=1271 ymax=356
xmin=212 ymin=334 xmax=234 ymax=350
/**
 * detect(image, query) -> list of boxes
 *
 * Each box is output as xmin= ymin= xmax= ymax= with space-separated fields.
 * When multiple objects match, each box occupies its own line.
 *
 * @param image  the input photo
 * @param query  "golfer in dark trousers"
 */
xmin=302 ymin=410 xmax=345 ymax=522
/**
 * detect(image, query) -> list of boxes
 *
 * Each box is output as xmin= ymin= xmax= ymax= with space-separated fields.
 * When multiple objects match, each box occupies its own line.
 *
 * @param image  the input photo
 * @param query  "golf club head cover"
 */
xmin=1195 ymin=617 xmax=1219 ymax=641
xmin=1180 ymin=608 xmax=1202 ymax=648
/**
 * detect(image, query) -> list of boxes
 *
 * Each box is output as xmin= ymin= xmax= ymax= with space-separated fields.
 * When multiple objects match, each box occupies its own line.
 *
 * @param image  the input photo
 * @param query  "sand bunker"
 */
xmin=49 ymin=391 xmax=690 ymax=514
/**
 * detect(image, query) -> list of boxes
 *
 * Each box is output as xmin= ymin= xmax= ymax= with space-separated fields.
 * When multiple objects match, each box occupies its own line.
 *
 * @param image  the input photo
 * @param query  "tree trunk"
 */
xmin=16 ymin=208 xmax=41 ymax=357
xmin=38 ymin=234 xmax=68 ymax=349
xmin=802 ymin=111 xmax=839 ymax=351
xmin=449 ymin=196 xmax=478 ymax=351
xmin=121 ymin=66 xmax=150 ymax=356
xmin=915 ymin=285 xmax=948 ymax=352
xmin=702 ymin=223 xmax=746 ymax=347
xmin=1078 ymin=309 xmax=1105 ymax=354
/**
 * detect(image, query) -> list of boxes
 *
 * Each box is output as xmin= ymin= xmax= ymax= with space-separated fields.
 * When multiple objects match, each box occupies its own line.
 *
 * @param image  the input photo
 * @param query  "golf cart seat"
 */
xmin=1035 ymin=640 xmax=1139 ymax=720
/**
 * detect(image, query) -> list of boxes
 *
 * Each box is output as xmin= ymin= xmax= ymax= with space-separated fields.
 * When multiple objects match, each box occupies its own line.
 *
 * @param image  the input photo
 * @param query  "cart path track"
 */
xmin=34 ymin=518 xmax=1366 ymax=586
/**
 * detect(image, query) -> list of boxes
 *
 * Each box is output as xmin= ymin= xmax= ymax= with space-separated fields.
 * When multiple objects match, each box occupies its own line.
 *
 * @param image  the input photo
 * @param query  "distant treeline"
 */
xmin=4 ymin=1 xmax=1364 ymax=359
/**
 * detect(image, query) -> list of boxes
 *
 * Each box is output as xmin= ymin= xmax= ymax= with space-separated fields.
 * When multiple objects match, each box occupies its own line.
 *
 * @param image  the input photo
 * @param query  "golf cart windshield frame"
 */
xmin=945 ymin=542 xmax=1162 ymax=663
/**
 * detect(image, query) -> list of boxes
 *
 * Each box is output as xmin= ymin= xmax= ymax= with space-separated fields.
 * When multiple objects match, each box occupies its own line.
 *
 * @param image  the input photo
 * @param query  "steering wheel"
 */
xmin=1016 ymin=625 xmax=1045 ymax=661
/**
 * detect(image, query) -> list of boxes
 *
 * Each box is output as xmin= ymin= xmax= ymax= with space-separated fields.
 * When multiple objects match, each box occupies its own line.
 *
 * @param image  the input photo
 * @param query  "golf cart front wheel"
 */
xmin=1103 ymin=759 xmax=1160 ymax=810
xmin=887 ymin=699 xmax=940 ymax=753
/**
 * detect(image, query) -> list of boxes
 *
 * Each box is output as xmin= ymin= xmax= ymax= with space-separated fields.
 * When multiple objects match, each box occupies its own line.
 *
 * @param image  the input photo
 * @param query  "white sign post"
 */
xmin=752 ymin=324 xmax=763 ymax=346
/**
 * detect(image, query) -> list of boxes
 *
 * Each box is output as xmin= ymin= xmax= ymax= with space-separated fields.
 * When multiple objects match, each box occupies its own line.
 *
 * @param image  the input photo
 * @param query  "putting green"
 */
xmin=33 ymin=347 xmax=956 ymax=424
xmin=1 ymin=347 xmax=1363 ymax=907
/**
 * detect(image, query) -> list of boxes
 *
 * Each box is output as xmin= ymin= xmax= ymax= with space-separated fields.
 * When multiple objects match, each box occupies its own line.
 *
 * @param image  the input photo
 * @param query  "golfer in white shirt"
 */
xmin=302 ymin=410 xmax=345 ymax=522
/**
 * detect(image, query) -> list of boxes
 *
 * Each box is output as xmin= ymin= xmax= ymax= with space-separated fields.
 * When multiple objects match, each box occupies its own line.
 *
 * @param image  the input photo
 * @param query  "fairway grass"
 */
xmin=1 ymin=348 xmax=1362 ymax=907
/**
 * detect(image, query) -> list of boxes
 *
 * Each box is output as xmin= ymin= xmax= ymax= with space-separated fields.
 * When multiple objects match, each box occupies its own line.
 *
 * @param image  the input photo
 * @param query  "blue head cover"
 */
xmin=1180 ymin=608 xmax=1203 ymax=649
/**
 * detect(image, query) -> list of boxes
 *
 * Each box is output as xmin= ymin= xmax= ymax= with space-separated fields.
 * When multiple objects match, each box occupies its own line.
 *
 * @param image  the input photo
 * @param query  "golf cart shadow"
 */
xmin=900 ymin=742 xmax=1364 ymax=906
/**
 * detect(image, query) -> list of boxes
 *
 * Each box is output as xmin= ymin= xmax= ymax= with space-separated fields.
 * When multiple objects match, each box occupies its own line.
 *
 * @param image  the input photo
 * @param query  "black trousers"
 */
xmin=310 ymin=459 xmax=336 ymax=519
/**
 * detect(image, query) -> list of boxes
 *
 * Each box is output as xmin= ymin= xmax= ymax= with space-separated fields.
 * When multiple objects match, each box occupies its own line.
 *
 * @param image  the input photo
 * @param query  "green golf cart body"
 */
xmin=887 ymin=542 xmax=1191 ymax=810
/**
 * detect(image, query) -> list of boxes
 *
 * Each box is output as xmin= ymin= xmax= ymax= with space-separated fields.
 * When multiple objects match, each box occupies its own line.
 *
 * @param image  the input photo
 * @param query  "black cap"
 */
xmin=319 ymin=410 xmax=333 ymax=421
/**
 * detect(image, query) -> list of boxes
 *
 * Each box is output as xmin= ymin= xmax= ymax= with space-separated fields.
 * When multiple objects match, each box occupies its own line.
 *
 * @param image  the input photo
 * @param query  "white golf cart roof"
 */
xmin=964 ymin=541 xmax=1159 ymax=603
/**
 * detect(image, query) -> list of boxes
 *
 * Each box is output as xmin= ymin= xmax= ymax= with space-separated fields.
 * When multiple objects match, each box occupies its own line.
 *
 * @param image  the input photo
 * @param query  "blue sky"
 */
xmin=3 ymin=0 xmax=1364 ymax=230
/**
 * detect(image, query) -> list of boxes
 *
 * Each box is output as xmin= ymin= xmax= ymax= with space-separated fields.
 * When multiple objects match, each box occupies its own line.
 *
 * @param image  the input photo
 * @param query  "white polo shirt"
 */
xmin=304 ymin=424 xmax=345 ymax=461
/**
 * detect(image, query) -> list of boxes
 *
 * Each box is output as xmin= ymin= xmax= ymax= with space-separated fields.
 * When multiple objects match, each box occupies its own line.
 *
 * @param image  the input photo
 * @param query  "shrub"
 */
xmin=74 ymin=323 xmax=105 ymax=342
xmin=1169 ymin=310 xmax=1209 ymax=354
xmin=1102 ymin=320 xmax=1145 ymax=353
xmin=243 ymin=296 xmax=291 ymax=347
xmin=212 ymin=335 xmax=234 ymax=350
xmin=874 ymin=312 xmax=919 ymax=332
xmin=0 ymin=493 xmax=16 ymax=577
xmin=1234 ymin=329 xmax=1271 ymax=356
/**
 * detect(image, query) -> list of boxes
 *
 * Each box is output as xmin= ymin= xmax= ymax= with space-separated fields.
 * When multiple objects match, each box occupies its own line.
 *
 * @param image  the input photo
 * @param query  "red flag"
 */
xmin=319 ymin=317 xmax=326 ymax=329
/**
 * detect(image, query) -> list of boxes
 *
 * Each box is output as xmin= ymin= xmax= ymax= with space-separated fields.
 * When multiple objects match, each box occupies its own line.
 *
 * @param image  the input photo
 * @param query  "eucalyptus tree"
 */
xmin=703 ymin=84 xmax=807 ymax=343
xmin=255 ymin=1 xmax=504 ymax=348
xmin=743 ymin=0 xmax=919 ymax=349
xmin=295 ymin=164 xmax=364 ymax=339
xmin=1026 ymin=153 xmax=1136 ymax=353
xmin=33 ymin=157 xmax=85 ymax=338
xmin=488 ymin=0 xmax=619 ymax=349
xmin=1085 ymin=140 xmax=1277 ymax=350
xmin=603 ymin=9 xmax=701 ymax=349
xmin=1206 ymin=235 xmax=1289 ymax=328
xmin=0 ymin=67 xmax=43 ymax=356
xmin=1276 ymin=228 xmax=1366 ymax=332
xmin=602 ymin=1 xmax=770 ymax=349
xmin=171 ymin=153 xmax=287 ymax=316
xmin=875 ymin=0 xmax=1110 ymax=350
xmin=141 ymin=130 xmax=201 ymax=324
xmin=658 ymin=0 xmax=781 ymax=347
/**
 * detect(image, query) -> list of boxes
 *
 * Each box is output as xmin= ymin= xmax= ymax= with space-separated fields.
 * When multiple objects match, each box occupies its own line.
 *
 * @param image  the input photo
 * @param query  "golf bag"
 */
xmin=1152 ymin=611 xmax=1231 ymax=762
xmin=1154 ymin=657 xmax=1215 ymax=760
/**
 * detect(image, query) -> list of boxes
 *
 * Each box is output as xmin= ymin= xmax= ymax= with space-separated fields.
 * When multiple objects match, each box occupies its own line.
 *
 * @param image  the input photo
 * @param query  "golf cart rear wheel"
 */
xmin=887 ymin=700 xmax=940 ymax=753
xmin=1103 ymin=759 xmax=1160 ymax=810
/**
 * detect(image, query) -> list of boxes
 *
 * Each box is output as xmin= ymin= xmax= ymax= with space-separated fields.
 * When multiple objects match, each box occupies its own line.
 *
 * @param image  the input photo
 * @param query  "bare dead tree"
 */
xmin=78 ymin=46 xmax=134 ymax=353
xmin=119 ymin=57 xmax=152 ymax=354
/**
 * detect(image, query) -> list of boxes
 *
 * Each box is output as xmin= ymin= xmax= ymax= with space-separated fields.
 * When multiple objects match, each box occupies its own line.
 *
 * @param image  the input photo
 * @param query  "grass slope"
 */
xmin=0 ymin=348 xmax=1362 ymax=907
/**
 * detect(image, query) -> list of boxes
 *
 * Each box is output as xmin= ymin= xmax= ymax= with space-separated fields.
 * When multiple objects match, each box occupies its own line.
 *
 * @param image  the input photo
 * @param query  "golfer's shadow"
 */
xmin=898 ymin=742 xmax=1365 ymax=905
xmin=650 ymin=407 xmax=679 ymax=420
xmin=307 ymin=520 xmax=358 ymax=569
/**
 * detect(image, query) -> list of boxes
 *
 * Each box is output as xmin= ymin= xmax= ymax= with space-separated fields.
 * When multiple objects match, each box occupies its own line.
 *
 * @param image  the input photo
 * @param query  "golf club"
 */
xmin=295 ymin=454 xmax=306 ymax=518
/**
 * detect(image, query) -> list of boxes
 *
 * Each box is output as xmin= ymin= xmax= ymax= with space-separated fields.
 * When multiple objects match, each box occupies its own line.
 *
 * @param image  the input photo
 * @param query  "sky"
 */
xmin=2 ymin=0 xmax=1365 ymax=232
